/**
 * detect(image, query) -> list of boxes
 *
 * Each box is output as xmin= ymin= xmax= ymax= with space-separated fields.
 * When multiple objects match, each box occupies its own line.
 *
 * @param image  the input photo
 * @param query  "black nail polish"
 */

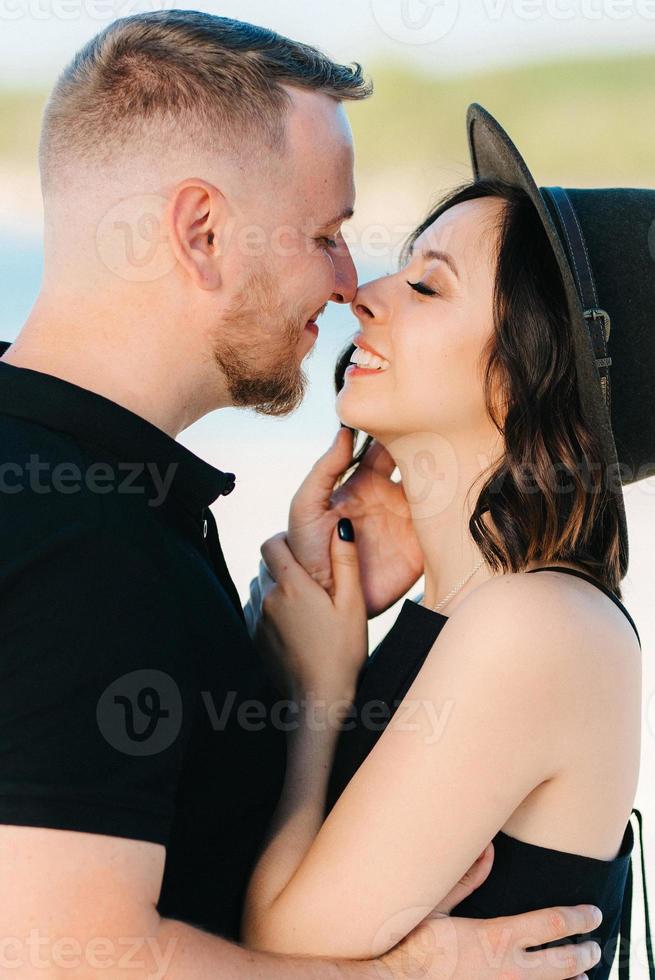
xmin=337 ymin=518 xmax=355 ymax=542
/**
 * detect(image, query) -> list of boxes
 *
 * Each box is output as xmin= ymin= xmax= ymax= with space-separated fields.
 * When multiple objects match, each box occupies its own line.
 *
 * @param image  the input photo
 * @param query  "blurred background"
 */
xmin=1 ymin=1 xmax=654 ymax=972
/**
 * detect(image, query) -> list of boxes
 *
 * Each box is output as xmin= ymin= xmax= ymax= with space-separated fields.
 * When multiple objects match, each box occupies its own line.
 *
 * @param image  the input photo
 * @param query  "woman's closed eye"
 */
xmin=407 ymin=279 xmax=439 ymax=297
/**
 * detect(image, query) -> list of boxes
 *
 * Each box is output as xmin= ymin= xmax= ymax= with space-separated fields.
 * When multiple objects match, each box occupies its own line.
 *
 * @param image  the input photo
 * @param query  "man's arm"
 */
xmin=1 ymin=824 xmax=601 ymax=980
xmin=0 ymin=824 xmax=369 ymax=980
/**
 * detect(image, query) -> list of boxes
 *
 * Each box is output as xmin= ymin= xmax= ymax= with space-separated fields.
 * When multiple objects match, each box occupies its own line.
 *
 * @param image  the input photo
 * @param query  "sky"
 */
xmin=2 ymin=0 xmax=655 ymax=87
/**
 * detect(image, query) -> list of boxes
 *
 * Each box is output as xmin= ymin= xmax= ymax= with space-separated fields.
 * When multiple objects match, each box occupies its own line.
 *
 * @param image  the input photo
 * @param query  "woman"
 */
xmin=241 ymin=105 xmax=653 ymax=980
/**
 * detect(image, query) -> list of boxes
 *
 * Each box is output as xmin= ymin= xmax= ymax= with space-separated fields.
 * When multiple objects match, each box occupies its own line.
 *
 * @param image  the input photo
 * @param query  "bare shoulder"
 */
xmin=442 ymin=568 xmax=640 ymax=672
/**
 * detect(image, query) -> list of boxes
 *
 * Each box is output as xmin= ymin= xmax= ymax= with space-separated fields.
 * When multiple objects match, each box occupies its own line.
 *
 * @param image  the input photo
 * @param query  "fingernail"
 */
xmin=591 ymin=906 xmax=603 ymax=926
xmin=337 ymin=518 xmax=355 ymax=542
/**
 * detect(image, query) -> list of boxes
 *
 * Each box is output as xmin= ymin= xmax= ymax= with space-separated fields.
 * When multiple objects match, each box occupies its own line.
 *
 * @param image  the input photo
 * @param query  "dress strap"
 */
xmin=618 ymin=808 xmax=654 ymax=979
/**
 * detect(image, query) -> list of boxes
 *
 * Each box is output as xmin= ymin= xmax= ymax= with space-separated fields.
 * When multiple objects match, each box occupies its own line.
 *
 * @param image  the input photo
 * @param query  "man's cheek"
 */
xmin=270 ymin=225 xmax=300 ymax=258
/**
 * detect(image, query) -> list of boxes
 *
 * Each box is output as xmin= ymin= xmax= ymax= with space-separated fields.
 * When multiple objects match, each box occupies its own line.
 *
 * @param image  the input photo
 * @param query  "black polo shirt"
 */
xmin=0 ymin=340 xmax=286 ymax=940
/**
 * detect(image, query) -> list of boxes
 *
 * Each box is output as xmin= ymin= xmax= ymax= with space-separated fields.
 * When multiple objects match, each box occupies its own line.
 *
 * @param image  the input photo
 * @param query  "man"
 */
xmin=0 ymin=10 xmax=602 ymax=978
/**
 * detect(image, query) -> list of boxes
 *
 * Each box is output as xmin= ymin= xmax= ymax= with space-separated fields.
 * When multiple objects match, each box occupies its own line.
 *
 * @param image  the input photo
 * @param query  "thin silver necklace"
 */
xmin=421 ymin=556 xmax=486 ymax=613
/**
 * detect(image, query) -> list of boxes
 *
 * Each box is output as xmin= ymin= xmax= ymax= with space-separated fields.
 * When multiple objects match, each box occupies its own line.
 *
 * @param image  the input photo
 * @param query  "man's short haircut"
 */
xmin=39 ymin=9 xmax=372 ymax=193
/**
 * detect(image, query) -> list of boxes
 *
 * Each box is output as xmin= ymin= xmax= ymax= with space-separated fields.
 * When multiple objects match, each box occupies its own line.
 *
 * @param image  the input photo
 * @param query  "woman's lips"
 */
xmin=348 ymin=335 xmax=391 ymax=374
xmin=344 ymin=364 xmax=388 ymax=377
xmin=352 ymin=333 xmax=387 ymax=360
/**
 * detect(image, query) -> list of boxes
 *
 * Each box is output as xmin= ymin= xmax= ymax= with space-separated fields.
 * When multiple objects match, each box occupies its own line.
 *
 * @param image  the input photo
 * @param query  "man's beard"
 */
xmin=214 ymin=265 xmax=309 ymax=417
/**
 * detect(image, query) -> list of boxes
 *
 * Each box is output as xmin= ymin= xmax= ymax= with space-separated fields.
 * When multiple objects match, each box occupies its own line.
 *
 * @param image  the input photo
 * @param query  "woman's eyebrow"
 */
xmin=410 ymin=246 xmax=460 ymax=280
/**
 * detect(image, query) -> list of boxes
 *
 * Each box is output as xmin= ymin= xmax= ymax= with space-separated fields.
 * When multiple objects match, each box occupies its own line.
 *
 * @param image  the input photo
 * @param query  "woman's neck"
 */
xmin=393 ymin=430 xmax=592 ymax=614
xmin=385 ymin=428 xmax=502 ymax=615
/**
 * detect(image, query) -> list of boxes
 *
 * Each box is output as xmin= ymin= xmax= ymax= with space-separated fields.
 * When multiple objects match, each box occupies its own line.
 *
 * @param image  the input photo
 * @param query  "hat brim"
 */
xmin=466 ymin=103 xmax=628 ymax=565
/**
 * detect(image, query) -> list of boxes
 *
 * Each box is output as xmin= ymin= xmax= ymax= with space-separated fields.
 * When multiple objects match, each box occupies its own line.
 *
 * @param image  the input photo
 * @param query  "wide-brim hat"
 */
xmin=467 ymin=103 xmax=655 ymax=569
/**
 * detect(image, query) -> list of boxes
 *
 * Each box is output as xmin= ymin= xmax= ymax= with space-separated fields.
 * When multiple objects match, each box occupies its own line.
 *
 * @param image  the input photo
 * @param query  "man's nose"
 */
xmin=330 ymin=240 xmax=358 ymax=304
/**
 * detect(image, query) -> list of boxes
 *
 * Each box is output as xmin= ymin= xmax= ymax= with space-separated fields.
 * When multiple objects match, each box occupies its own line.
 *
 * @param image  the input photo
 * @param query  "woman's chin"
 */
xmin=336 ymin=390 xmax=383 ymax=437
xmin=336 ymin=413 xmax=392 ymax=447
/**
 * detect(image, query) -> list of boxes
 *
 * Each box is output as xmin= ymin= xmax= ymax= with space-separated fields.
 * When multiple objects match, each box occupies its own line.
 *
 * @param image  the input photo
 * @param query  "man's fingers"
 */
xmin=260 ymin=533 xmax=321 ymax=594
xmin=512 ymin=904 xmax=602 ymax=947
xmin=256 ymin=557 xmax=277 ymax=592
xmin=291 ymin=428 xmax=354 ymax=516
xmin=358 ymin=438 xmax=397 ymax=478
xmin=527 ymin=940 xmax=601 ymax=979
xmin=432 ymin=843 xmax=494 ymax=914
xmin=474 ymin=904 xmax=602 ymax=979
xmin=473 ymin=903 xmax=601 ymax=978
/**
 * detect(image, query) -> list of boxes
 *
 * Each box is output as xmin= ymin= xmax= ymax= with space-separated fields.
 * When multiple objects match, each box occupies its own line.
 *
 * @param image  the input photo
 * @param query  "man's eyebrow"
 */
xmin=319 ymin=207 xmax=355 ymax=228
xmin=409 ymin=246 xmax=460 ymax=280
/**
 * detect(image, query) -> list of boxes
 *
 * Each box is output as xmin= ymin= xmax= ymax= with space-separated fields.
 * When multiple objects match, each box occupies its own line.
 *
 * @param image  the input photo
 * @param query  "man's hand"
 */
xmin=286 ymin=427 xmax=424 ymax=617
xmin=251 ymin=529 xmax=368 ymax=701
xmin=363 ymin=843 xmax=602 ymax=980
xmin=380 ymin=903 xmax=602 ymax=980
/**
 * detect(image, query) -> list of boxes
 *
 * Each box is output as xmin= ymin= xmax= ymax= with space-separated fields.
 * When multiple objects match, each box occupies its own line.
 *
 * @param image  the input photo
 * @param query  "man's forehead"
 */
xmin=284 ymin=90 xmax=354 ymax=167
xmin=282 ymin=84 xmax=353 ymax=142
xmin=286 ymin=151 xmax=355 ymax=229
xmin=258 ymin=86 xmax=355 ymax=228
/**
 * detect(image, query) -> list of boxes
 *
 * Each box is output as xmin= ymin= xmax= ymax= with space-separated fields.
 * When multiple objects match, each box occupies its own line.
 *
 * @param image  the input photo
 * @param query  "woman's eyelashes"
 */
xmin=407 ymin=279 xmax=438 ymax=297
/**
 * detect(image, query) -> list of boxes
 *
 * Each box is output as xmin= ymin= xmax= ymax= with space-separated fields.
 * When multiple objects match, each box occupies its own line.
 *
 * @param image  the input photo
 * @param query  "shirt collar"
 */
xmin=0 ymin=340 xmax=236 ymax=512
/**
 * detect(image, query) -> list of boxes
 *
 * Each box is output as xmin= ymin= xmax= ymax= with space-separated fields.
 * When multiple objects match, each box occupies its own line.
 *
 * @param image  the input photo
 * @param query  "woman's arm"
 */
xmin=243 ymin=526 xmax=369 ymax=939
xmin=243 ymin=568 xmax=588 ymax=961
xmin=243 ymin=692 xmax=354 ymax=939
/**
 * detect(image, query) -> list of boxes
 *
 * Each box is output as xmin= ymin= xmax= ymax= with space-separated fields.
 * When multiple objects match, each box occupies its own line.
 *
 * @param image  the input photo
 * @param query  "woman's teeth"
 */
xmin=350 ymin=347 xmax=391 ymax=371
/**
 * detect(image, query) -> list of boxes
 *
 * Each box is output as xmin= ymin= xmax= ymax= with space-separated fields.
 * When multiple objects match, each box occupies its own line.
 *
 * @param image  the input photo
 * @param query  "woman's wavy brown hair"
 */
xmin=334 ymin=179 xmax=627 ymax=598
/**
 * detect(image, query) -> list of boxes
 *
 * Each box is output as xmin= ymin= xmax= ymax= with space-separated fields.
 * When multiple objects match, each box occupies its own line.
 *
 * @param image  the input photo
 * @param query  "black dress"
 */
xmin=326 ymin=566 xmax=653 ymax=980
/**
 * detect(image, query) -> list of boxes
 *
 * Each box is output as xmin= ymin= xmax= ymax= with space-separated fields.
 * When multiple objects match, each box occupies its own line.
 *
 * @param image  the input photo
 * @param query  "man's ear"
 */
xmin=168 ymin=179 xmax=225 ymax=290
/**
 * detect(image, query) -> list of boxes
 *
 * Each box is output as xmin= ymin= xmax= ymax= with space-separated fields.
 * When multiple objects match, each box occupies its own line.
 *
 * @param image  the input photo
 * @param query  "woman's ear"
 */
xmin=167 ymin=178 xmax=224 ymax=290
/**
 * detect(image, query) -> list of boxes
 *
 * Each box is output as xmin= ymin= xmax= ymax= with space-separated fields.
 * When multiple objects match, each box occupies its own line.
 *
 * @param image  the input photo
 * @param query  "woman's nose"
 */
xmin=352 ymin=297 xmax=374 ymax=320
xmin=350 ymin=280 xmax=382 ymax=322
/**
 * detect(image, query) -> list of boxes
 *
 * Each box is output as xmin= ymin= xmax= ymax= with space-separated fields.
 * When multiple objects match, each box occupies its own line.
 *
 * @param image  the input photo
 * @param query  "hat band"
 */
xmin=542 ymin=186 xmax=612 ymax=417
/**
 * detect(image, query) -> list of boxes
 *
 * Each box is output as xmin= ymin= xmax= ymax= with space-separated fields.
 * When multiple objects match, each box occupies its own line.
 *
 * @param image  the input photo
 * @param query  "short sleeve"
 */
xmin=0 ymin=523 xmax=197 ymax=846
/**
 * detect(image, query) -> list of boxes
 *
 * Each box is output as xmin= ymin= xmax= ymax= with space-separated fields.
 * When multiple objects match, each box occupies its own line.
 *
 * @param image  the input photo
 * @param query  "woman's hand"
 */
xmin=254 ymin=521 xmax=368 ymax=701
xmin=287 ymin=428 xmax=424 ymax=618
